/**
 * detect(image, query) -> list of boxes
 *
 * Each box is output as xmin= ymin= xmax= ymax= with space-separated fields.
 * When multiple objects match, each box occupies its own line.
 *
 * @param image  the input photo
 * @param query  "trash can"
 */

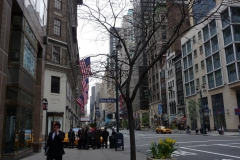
xmin=109 ymin=136 xmax=116 ymax=148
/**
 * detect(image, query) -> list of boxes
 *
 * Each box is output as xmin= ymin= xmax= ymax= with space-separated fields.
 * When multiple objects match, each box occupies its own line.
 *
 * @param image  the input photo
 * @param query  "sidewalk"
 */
xmin=21 ymin=147 xmax=146 ymax=160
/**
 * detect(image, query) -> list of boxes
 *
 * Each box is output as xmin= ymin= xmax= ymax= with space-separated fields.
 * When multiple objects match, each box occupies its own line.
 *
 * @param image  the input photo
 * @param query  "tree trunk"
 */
xmin=127 ymin=105 xmax=136 ymax=160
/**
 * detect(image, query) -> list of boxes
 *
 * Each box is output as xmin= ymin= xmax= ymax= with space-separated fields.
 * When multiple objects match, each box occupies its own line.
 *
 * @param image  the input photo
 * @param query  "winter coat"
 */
xmin=94 ymin=129 xmax=102 ymax=145
xmin=101 ymin=130 xmax=109 ymax=140
xmin=68 ymin=131 xmax=75 ymax=140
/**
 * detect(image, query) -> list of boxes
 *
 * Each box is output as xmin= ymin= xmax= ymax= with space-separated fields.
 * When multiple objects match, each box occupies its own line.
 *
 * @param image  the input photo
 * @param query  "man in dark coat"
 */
xmin=111 ymin=128 xmax=116 ymax=136
xmin=101 ymin=127 xmax=109 ymax=149
xmin=45 ymin=122 xmax=65 ymax=160
xmin=68 ymin=128 xmax=75 ymax=149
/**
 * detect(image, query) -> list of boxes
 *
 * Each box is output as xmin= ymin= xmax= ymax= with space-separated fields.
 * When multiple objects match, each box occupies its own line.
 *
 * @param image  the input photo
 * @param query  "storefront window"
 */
xmin=3 ymin=106 xmax=18 ymax=154
xmin=19 ymin=107 xmax=32 ymax=150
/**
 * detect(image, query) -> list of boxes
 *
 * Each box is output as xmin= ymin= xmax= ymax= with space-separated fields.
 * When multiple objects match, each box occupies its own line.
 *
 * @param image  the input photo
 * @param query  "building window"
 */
xmin=225 ymin=45 xmax=235 ymax=64
xmin=196 ymin=78 xmax=200 ymax=86
xmin=182 ymin=44 xmax=186 ymax=57
xmin=223 ymin=27 xmax=232 ymax=46
xmin=186 ymin=40 xmax=191 ymax=53
xmin=199 ymin=45 xmax=203 ymax=54
xmin=221 ymin=9 xmax=229 ymax=28
xmin=194 ymin=49 xmax=197 ymax=57
xmin=162 ymin=33 xmax=166 ymax=39
xmin=55 ymin=0 xmax=61 ymax=10
xmin=202 ymin=75 xmax=206 ymax=84
xmin=183 ymin=57 xmax=188 ymax=69
xmin=184 ymin=70 xmax=189 ymax=83
xmin=53 ymin=46 xmax=60 ymax=64
xmin=190 ymin=81 xmax=195 ymax=94
xmin=175 ymin=61 xmax=181 ymax=69
xmin=233 ymin=25 xmax=240 ymax=41
xmin=236 ymin=44 xmax=240 ymax=60
xmin=201 ymin=60 xmax=205 ymax=68
xmin=209 ymin=20 xmax=217 ymax=37
xmin=54 ymin=19 xmax=61 ymax=36
xmin=206 ymin=57 xmax=213 ymax=73
xmin=208 ymin=73 xmax=215 ymax=89
xmin=177 ymin=83 xmax=183 ymax=91
xmin=161 ymin=82 xmax=166 ymax=90
xmin=185 ymin=84 xmax=190 ymax=96
xmin=176 ymin=72 xmax=182 ymax=81
xmin=203 ymin=26 xmax=209 ymax=41
xmin=231 ymin=7 xmax=240 ymax=23
xmin=162 ymin=25 xmax=166 ymax=30
xmin=193 ymin=36 xmax=196 ymax=43
xmin=198 ymin=31 xmax=202 ymax=39
xmin=204 ymin=41 xmax=211 ymax=57
xmin=189 ymin=67 xmax=194 ymax=80
xmin=195 ymin=63 xmax=199 ymax=71
xmin=213 ymin=52 xmax=221 ymax=69
xmin=215 ymin=69 xmax=223 ymax=87
xmin=51 ymin=76 xmax=60 ymax=93
xmin=227 ymin=63 xmax=237 ymax=83
xmin=211 ymin=36 xmax=219 ymax=53
xmin=188 ymin=54 xmax=193 ymax=67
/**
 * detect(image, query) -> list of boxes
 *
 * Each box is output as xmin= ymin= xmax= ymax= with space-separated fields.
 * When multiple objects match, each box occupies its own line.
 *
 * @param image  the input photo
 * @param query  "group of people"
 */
xmin=44 ymin=122 xmax=118 ymax=160
xmin=76 ymin=126 xmax=116 ymax=150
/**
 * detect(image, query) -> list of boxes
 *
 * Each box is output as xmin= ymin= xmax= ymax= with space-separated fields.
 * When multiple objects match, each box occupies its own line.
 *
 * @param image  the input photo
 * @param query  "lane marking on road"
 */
xmin=216 ymin=144 xmax=240 ymax=148
xmin=146 ymin=150 xmax=198 ymax=157
xmin=180 ymin=147 xmax=240 ymax=159
xmin=176 ymin=139 xmax=240 ymax=144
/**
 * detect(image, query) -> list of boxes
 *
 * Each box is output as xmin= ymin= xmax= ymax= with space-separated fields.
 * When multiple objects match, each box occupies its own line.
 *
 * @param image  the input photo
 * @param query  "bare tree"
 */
xmin=78 ymin=0 xmax=226 ymax=159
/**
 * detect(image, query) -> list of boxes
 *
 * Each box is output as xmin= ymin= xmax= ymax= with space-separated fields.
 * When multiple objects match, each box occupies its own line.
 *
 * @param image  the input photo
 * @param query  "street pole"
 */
xmin=115 ymin=50 xmax=119 ymax=133
xmin=45 ymin=109 xmax=48 ymax=145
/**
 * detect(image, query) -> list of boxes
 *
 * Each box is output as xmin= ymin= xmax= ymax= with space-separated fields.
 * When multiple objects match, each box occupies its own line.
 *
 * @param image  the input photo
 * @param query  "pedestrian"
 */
xmin=111 ymin=128 xmax=117 ymax=136
xmin=178 ymin=123 xmax=181 ymax=133
xmin=45 ymin=122 xmax=65 ymax=160
xmin=238 ymin=124 xmax=240 ymax=135
xmin=195 ymin=127 xmax=199 ymax=134
xmin=86 ymin=129 xmax=95 ymax=150
xmin=77 ymin=129 xmax=82 ymax=149
xmin=186 ymin=125 xmax=191 ymax=134
xmin=68 ymin=128 xmax=75 ymax=149
xmin=83 ymin=128 xmax=88 ymax=149
xmin=181 ymin=124 xmax=184 ymax=132
xmin=101 ymin=127 xmax=109 ymax=149
xmin=94 ymin=127 xmax=102 ymax=149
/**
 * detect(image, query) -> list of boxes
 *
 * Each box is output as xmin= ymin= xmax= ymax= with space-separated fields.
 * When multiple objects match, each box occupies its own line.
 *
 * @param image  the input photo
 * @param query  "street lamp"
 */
xmin=114 ymin=41 xmax=122 ymax=133
xmin=43 ymin=98 xmax=48 ymax=146
xmin=196 ymin=84 xmax=207 ymax=134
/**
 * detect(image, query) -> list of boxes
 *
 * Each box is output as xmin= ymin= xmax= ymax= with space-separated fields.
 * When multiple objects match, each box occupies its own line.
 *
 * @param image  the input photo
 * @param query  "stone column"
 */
xmin=32 ymin=53 xmax=45 ymax=152
xmin=0 ymin=0 xmax=12 ymax=158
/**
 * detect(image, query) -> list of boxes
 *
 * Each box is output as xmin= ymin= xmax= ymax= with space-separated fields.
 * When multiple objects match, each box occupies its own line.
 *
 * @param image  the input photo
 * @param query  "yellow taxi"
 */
xmin=155 ymin=126 xmax=172 ymax=134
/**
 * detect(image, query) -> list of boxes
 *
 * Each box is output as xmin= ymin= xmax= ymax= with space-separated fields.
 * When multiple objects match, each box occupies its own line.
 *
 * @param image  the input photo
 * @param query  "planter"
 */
xmin=147 ymin=157 xmax=177 ymax=160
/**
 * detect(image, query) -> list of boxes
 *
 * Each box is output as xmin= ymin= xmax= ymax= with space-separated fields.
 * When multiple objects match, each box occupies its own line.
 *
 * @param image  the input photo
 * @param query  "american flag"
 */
xmin=81 ymin=78 xmax=89 ymax=93
xmin=76 ymin=95 xmax=84 ymax=107
xmin=76 ymin=95 xmax=85 ymax=113
xmin=79 ymin=57 xmax=91 ymax=79
xmin=83 ymin=91 xmax=88 ymax=105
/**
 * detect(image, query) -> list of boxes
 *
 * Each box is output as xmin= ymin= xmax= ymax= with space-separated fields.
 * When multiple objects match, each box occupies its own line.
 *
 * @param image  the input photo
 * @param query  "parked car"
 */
xmin=156 ymin=126 xmax=172 ymax=134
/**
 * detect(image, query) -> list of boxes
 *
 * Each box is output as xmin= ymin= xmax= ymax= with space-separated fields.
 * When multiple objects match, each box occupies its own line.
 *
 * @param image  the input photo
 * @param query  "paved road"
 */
xmin=120 ymin=129 xmax=240 ymax=160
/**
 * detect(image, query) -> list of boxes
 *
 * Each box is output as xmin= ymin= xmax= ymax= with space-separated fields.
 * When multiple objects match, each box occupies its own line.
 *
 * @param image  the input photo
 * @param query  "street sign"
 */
xmin=99 ymin=98 xmax=116 ymax=103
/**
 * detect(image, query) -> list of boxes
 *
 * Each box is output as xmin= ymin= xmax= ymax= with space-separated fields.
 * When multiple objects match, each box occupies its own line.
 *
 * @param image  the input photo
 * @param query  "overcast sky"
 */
xmin=77 ymin=1 xmax=132 ymax=115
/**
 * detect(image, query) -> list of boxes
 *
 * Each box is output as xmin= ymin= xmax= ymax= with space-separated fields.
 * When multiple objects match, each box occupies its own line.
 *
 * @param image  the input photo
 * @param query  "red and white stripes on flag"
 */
xmin=76 ymin=95 xmax=84 ymax=113
xmin=81 ymin=78 xmax=89 ymax=93
xmin=79 ymin=57 xmax=91 ymax=80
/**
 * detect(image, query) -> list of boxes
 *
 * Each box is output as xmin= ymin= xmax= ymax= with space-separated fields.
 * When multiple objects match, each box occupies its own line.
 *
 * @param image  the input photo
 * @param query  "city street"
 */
xmin=120 ymin=129 xmax=240 ymax=160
